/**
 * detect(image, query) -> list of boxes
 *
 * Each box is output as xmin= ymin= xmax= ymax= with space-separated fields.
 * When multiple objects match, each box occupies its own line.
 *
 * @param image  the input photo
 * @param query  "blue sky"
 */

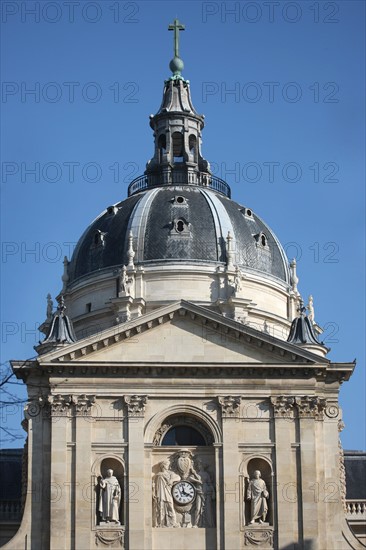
xmin=1 ymin=1 xmax=365 ymax=450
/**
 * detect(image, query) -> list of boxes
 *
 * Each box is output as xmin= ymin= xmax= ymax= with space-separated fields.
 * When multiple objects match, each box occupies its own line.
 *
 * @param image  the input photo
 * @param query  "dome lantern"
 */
xmin=127 ymin=20 xmax=229 ymax=197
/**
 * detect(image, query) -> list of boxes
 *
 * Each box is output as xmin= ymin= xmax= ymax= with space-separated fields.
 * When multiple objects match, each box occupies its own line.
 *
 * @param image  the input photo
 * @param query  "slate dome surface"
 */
xmin=67 ymin=185 xmax=290 ymax=285
xmin=67 ymin=54 xmax=291 ymax=288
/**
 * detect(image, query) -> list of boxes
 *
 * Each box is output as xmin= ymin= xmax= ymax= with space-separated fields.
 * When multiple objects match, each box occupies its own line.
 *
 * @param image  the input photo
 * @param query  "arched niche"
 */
xmin=239 ymin=455 xmax=273 ymax=528
xmin=91 ymin=455 xmax=125 ymax=527
xmin=147 ymin=406 xmax=220 ymax=530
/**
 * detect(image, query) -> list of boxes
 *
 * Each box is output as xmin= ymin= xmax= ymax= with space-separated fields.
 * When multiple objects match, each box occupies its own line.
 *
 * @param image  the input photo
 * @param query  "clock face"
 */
xmin=172 ymin=481 xmax=195 ymax=504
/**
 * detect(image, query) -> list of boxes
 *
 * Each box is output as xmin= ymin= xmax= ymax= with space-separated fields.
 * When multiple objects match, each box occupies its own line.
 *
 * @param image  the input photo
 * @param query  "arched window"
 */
xmin=161 ymin=425 xmax=206 ymax=446
xmin=189 ymin=134 xmax=197 ymax=158
xmin=172 ymin=132 xmax=184 ymax=162
xmin=176 ymin=220 xmax=184 ymax=232
xmin=153 ymin=414 xmax=214 ymax=446
xmin=158 ymin=134 xmax=166 ymax=163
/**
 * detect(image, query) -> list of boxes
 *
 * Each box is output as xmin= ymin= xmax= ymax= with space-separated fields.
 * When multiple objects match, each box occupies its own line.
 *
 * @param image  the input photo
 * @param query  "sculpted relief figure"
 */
xmin=153 ymin=451 xmax=216 ymax=529
xmin=153 ymin=460 xmax=180 ymax=528
xmin=173 ymin=449 xmax=203 ymax=527
xmin=195 ymin=459 xmax=215 ymax=527
xmin=234 ymin=265 xmax=242 ymax=295
xmin=247 ymin=470 xmax=269 ymax=524
xmin=99 ymin=469 xmax=121 ymax=524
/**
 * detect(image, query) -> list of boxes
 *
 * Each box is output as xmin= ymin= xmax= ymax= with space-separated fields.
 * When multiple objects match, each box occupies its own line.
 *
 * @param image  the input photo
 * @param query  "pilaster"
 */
xmin=48 ymin=394 xmax=72 ymax=550
xmin=124 ymin=395 xmax=148 ymax=549
xmin=218 ymin=396 xmax=241 ymax=550
xmin=271 ymin=396 xmax=297 ymax=549
xmin=73 ymin=395 xmax=95 ymax=548
xmin=295 ymin=396 xmax=326 ymax=550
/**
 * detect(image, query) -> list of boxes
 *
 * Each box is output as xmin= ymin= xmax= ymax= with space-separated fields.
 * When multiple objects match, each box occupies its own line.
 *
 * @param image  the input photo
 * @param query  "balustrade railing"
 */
xmin=0 ymin=500 xmax=22 ymax=521
xmin=127 ymin=171 xmax=231 ymax=198
xmin=346 ymin=500 xmax=366 ymax=520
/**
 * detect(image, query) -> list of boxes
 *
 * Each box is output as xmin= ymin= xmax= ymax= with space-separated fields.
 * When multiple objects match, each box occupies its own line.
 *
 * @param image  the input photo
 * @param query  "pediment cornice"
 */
xmin=32 ymin=300 xmax=329 ymax=366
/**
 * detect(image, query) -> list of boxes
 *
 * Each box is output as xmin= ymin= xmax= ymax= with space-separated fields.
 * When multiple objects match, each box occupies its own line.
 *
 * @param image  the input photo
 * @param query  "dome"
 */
xmin=67 ymin=185 xmax=290 ymax=285
xmin=60 ymin=50 xmax=297 ymax=342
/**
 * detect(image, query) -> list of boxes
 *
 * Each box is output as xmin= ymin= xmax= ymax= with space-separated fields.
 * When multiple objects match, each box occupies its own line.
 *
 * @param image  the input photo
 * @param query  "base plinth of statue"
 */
xmin=95 ymin=525 xmax=125 ymax=548
xmin=244 ymin=525 xmax=273 ymax=548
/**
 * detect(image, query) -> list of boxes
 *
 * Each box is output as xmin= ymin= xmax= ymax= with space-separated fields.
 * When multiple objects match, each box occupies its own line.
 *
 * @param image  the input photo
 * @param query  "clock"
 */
xmin=172 ymin=481 xmax=196 ymax=505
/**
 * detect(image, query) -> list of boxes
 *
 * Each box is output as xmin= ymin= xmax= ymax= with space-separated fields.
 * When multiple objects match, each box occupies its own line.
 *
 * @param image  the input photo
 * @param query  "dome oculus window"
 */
xmin=253 ymin=232 xmax=268 ymax=248
xmin=92 ymin=230 xmax=106 ymax=247
xmin=241 ymin=207 xmax=254 ymax=219
xmin=172 ymin=195 xmax=187 ymax=205
xmin=173 ymin=218 xmax=190 ymax=234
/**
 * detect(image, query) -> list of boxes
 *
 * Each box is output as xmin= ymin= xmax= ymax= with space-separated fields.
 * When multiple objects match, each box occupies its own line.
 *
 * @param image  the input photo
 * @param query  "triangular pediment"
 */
xmin=36 ymin=301 xmax=328 ymax=366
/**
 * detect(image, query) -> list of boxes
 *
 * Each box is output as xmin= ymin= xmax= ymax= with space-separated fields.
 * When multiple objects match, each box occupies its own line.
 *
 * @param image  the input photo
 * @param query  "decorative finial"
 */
xmin=226 ymin=232 xmax=234 ymax=269
xmin=307 ymin=294 xmax=315 ymax=325
xmin=290 ymin=258 xmax=299 ymax=296
xmin=127 ymin=231 xmax=135 ymax=270
xmin=297 ymin=298 xmax=307 ymax=317
xmin=46 ymin=293 xmax=53 ymax=320
xmin=287 ymin=297 xmax=322 ymax=347
xmin=168 ymin=18 xmax=185 ymax=79
xmin=39 ymin=293 xmax=77 ymax=347
xmin=62 ymin=256 xmax=69 ymax=292
xmin=57 ymin=294 xmax=66 ymax=313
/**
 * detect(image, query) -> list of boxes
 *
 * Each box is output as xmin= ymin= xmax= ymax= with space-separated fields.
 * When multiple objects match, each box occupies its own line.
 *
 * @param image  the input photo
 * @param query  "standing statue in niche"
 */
xmin=99 ymin=469 xmax=121 ymax=524
xmin=195 ymin=459 xmax=215 ymax=527
xmin=153 ymin=460 xmax=180 ymax=528
xmin=247 ymin=470 xmax=269 ymax=524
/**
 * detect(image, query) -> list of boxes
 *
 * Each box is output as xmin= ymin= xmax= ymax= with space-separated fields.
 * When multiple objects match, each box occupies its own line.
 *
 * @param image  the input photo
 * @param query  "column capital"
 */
xmin=124 ymin=395 xmax=148 ymax=417
xmin=48 ymin=394 xmax=73 ymax=416
xmin=295 ymin=396 xmax=326 ymax=420
xmin=73 ymin=394 xmax=96 ymax=415
xmin=218 ymin=395 xmax=241 ymax=417
xmin=270 ymin=396 xmax=295 ymax=418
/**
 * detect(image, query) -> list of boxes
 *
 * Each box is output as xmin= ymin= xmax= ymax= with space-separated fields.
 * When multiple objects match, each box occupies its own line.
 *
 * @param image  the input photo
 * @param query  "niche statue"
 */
xmin=247 ymin=470 xmax=269 ymax=524
xmin=99 ymin=469 xmax=121 ymax=524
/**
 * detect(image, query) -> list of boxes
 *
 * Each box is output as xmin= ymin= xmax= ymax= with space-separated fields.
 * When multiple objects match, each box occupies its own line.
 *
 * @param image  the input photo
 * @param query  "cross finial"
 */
xmin=168 ymin=18 xmax=185 ymax=58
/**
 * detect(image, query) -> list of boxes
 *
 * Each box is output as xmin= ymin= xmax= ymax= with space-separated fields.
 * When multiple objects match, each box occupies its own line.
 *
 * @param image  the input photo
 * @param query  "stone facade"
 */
xmin=4 ymin=301 xmax=363 ymax=550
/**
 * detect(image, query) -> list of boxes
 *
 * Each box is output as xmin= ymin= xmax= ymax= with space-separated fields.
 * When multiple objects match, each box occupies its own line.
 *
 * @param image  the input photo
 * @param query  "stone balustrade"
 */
xmin=0 ymin=500 xmax=22 ymax=521
xmin=346 ymin=500 xmax=366 ymax=520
